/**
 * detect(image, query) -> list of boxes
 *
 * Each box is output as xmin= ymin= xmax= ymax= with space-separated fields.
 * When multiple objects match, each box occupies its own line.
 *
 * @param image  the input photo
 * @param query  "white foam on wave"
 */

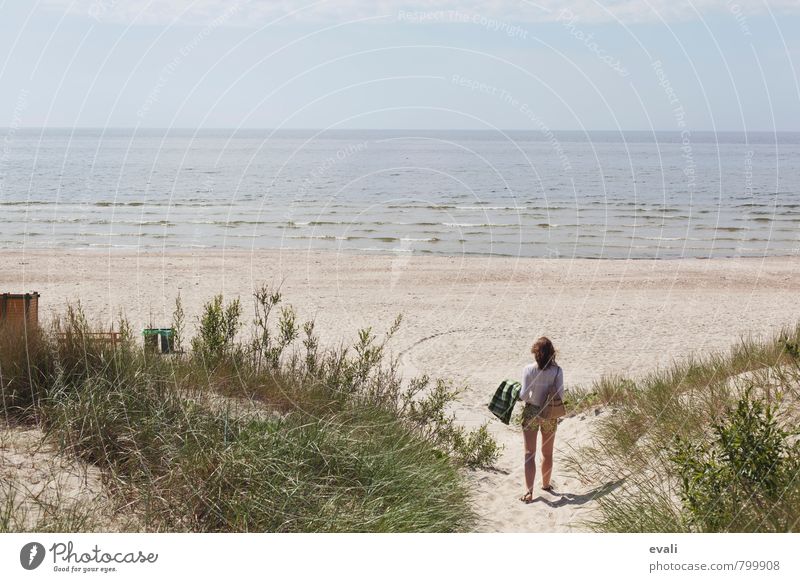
xmin=454 ymin=206 xmax=527 ymax=211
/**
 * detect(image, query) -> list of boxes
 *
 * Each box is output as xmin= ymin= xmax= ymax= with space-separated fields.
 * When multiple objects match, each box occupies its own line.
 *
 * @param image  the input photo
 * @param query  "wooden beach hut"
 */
xmin=0 ymin=292 xmax=40 ymax=329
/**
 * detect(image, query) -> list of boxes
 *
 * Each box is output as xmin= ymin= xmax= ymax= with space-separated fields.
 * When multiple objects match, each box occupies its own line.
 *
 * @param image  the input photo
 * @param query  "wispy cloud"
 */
xmin=43 ymin=0 xmax=800 ymax=26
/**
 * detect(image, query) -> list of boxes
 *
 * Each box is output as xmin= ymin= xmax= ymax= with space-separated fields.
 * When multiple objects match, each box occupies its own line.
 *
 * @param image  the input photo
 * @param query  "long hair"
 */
xmin=531 ymin=336 xmax=557 ymax=370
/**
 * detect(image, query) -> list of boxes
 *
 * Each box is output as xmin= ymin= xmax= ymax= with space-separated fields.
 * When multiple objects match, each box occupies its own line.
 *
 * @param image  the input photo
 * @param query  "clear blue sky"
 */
xmin=1 ymin=1 xmax=798 ymax=131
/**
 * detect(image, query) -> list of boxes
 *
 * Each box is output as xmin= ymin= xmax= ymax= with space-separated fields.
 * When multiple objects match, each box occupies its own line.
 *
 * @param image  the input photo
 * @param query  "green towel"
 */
xmin=488 ymin=379 xmax=521 ymax=425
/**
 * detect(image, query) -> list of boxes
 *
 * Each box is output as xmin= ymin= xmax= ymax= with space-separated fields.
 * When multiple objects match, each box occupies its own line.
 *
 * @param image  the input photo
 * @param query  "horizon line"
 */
xmin=4 ymin=126 xmax=799 ymax=133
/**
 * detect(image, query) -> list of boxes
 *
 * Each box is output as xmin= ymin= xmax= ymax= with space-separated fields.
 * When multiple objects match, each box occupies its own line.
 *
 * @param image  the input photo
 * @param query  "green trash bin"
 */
xmin=143 ymin=328 xmax=175 ymax=354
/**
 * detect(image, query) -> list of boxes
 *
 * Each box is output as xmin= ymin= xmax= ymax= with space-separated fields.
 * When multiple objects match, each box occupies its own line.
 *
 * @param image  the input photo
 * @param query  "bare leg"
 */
xmin=541 ymin=428 xmax=556 ymax=489
xmin=523 ymin=426 xmax=538 ymax=496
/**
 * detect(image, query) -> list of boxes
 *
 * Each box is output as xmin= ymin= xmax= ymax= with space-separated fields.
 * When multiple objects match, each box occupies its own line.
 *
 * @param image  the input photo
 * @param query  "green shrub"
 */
xmin=250 ymin=285 xmax=299 ymax=371
xmin=191 ymin=294 xmax=242 ymax=363
xmin=171 ymin=293 xmax=186 ymax=353
xmin=402 ymin=376 xmax=499 ymax=468
xmin=240 ymin=289 xmax=499 ymax=469
xmin=671 ymin=393 xmax=800 ymax=532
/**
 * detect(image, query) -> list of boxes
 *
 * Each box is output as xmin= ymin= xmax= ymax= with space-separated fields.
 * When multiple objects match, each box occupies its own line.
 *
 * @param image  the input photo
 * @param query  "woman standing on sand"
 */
xmin=518 ymin=336 xmax=564 ymax=503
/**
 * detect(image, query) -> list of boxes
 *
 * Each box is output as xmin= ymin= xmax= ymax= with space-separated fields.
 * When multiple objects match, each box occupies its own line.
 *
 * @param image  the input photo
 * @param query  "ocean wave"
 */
xmin=286 ymin=235 xmax=369 ymax=241
xmin=353 ymin=247 xmax=414 ymax=253
xmin=93 ymin=201 xmax=238 ymax=208
xmin=453 ymin=205 xmax=527 ymax=210
xmin=443 ymin=222 xmax=520 ymax=228
xmin=387 ymin=204 xmax=455 ymax=209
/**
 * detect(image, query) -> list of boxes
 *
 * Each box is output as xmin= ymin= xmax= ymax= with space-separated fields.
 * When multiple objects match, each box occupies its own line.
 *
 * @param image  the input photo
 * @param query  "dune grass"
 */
xmin=0 ymin=287 xmax=499 ymax=532
xmin=0 ymin=480 xmax=102 ymax=533
xmin=565 ymin=324 xmax=800 ymax=532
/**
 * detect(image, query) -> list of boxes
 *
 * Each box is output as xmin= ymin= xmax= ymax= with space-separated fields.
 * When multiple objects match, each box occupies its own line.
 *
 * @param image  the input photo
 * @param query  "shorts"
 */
xmin=521 ymin=403 xmax=558 ymax=434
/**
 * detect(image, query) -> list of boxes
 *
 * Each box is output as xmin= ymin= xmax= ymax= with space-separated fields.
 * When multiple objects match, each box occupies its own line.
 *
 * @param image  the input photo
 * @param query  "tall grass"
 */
xmin=0 ymin=288 xmax=498 ymax=532
xmin=566 ymin=324 xmax=800 ymax=532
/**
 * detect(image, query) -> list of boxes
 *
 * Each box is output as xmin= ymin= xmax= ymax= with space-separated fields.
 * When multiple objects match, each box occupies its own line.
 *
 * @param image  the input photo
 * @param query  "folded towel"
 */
xmin=488 ymin=379 xmax=521 ymax=425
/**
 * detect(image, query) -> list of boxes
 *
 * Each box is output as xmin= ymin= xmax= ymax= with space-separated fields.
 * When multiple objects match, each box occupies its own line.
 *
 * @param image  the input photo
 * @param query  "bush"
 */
xmin=671 ymin=393 xmax=800 ymax=532
xmin=403 ymin=376 xmax=499 ymax=468
xmin=191 ymin=294 xmax=242 ymax=364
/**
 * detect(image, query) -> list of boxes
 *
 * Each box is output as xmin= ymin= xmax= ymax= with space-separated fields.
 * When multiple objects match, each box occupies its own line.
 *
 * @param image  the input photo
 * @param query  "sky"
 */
xmin=0 ymin=0 xmax=798 ymax=131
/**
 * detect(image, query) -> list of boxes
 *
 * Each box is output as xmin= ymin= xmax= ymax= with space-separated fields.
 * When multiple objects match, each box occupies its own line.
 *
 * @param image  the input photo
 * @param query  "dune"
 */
xmin=3 ymin=249 xmax=799 ymax=531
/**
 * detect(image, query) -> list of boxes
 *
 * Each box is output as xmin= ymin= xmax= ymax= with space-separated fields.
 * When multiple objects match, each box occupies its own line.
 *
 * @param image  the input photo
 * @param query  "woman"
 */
xmin=518 ymin=336 xmax=564 ymax=503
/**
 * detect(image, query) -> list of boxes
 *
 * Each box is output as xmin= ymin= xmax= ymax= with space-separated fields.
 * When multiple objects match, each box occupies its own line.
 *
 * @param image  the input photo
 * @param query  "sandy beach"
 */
xmin=3 ymin=249 xmax=800 ymax=532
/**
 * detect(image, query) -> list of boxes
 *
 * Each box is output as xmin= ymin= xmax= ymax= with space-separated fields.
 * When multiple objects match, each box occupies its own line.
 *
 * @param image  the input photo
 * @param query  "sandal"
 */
xmin=519 ymin=490 xmax=534 ymax=503
xmin=542 ymin=484 xmax=554 ymax=493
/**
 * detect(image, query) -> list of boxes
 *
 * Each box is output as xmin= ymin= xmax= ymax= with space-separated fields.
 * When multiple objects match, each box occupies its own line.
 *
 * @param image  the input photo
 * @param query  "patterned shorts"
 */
xmin=521 ymin=404 xmax=558 ymax=434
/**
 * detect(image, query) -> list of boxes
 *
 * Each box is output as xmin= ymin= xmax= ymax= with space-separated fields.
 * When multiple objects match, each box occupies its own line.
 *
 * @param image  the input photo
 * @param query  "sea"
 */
xmin=1 ymin=129 xmax=799 ymax=259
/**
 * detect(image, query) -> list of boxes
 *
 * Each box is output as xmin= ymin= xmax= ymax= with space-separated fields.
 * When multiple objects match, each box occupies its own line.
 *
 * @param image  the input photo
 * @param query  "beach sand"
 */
xmin=0 ymin=424 xmax=127 ymax=531
xmin=3 ymin=249 xmax=800 ymax=532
